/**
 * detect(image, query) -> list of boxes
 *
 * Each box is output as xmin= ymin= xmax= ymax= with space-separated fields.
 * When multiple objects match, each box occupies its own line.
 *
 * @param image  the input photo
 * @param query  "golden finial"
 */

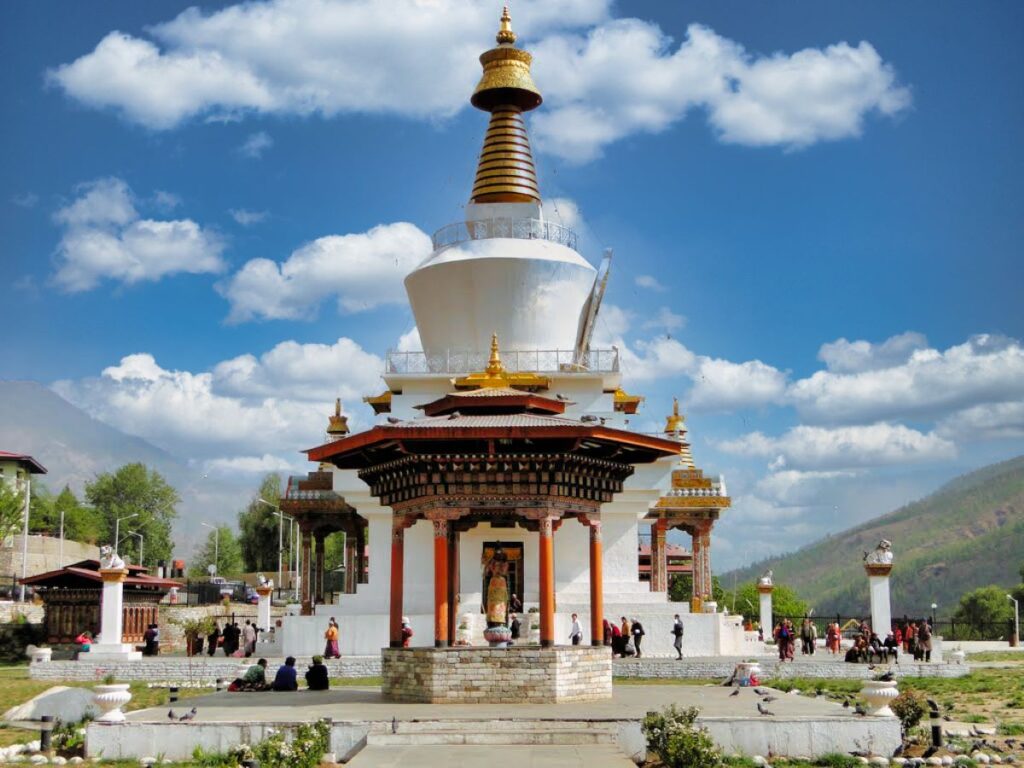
xmin=326 ymin=397 xmax=350 ymax=438
xmin=486 ymin=332 xmax=504 ymax=375
xmin=664 ymin=397 xmax=686 ymax=434
xmin=496 ymin=6 xmax=516 ymax=45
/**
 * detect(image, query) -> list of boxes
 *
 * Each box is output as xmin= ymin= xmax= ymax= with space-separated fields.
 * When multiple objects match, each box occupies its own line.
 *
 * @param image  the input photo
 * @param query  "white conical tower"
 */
xmin=404 ymin=7 xmax=596 ymax=359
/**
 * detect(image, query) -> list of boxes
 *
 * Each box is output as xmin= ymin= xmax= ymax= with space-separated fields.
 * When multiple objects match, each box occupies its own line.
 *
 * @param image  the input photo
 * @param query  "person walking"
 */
xmin=610 ymin=621 xmax=622 ymax=656
xmin=324 ymin=617 xmax=341 ymax=658
xmin=672 ymin=614 xmax=684 ymax=660
xmin=401 ymin=617 xmax=413 ymax=648
xmin=207 ymin=622 xmax=221 ymax=657
xmin=917 ymin=620 xmax=932 ymax=662
xmin=602 ymin=618 xmax=612 ymax=647
xmin=241 ymin=620 xmax=257 ymax=657
xmin=569 ymin=613 xmax=582 ymax=646
xmin=826 ymin=622 xmax=841 ymax=654
xmin=631 ymin=618 xmax=645 ymax=658
xmin=800 ymin=619 xmax=817 ymax=655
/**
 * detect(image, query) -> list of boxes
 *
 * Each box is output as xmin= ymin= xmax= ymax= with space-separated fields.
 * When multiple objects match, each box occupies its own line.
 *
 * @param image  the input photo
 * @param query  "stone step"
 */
xmin=366 ymin=729 xmax=617 ymax=746
xmin=377 ymin=719 xmax=616 ymax=734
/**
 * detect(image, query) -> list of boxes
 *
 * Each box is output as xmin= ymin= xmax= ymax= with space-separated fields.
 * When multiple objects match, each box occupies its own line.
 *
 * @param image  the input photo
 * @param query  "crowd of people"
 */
xmin=768 ymin=616 xmax=936 ymax=663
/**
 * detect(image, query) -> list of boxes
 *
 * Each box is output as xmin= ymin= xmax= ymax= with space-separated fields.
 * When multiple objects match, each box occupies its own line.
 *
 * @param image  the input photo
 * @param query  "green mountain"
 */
xmin=721 ymin=456 xmax=1024 ymax=617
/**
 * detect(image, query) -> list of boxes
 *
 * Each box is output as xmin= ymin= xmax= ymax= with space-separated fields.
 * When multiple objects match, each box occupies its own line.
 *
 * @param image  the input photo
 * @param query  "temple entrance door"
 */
xmin=481 ymin=542 xmax=524 ymax=614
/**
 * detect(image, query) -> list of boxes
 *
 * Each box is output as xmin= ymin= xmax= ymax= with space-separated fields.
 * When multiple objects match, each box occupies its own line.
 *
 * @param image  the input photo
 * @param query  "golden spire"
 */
xmin=664 ymin=397 xmax=686 ymax=434
xmin=326 ymin=398 xmax=350 ymax=439
xmin=496 ymin=6 xmax=516 ymax=45
xmin=469 ymin=7 xmax=543 ymax=204
xmin=486 ymin=332 xmax=504 ymax=375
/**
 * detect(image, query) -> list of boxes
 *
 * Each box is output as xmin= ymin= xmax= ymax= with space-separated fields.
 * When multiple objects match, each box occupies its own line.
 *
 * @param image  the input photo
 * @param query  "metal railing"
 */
xmin=386 ymin=347 xmax=619 ymax=375
xmin=431 ymin=217 xmax=578 ymax=252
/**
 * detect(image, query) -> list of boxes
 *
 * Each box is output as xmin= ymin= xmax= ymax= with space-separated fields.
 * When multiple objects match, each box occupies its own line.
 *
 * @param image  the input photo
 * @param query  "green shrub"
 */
xmin=0 ymin=621 xmax=45 ymax=662
xmin=998 ymin=722 xmax=1024 ymax=736
xmin=642 ymin=705 xmax=721 ymax=768
xmin=817 ymin=754 xmax=862 ymax=768
xmin=891 ymin=689 xmax=928 ymax=734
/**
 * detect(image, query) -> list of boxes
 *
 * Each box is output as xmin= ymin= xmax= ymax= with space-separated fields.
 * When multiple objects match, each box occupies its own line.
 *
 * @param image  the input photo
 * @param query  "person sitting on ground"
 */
xmin=229 ymin=658 xmax=269 ymax=691
xmin=74 ymin=630 xmax=91 ymax=660
xmin=305 ymin=655 xmax=329 ymax=691
xmin=271 ymin=656 xmax=298 ymax=691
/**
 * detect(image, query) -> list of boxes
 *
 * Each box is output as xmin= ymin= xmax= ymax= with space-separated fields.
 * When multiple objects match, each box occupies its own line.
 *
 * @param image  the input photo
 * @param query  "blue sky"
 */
xmin=2 ymin=1 xmax=1022 ymax=568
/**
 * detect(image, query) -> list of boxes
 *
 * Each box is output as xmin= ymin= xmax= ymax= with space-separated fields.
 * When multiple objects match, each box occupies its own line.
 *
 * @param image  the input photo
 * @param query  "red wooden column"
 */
xmin=651 ymin=518 xmax=667 ymax=592
xmin=314 ymin=533 xmax=326 ymax=605
xmin=538 ymin=516 xmax=555 ymax=648
xmin=432 ymin=519 xmax=449 ymax=647
xmin=300 ymin=528 xmax=314 ymax=615
xmin=589 ymin=520 xmax=604 ymax=647
xmin=447 ymin=525 xmax=459 ymax=644
xmin=389 ymin=516 xmax=406 ymax=648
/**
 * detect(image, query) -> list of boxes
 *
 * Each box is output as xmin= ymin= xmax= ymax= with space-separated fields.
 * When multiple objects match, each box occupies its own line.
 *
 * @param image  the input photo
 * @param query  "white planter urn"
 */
xmin=93 ymin=683 xmax=132 ymax=723
xmin=456 ymin=626 xmax=471 ymax=645
xmin=860 ymin=679 xmax=899 ymax=717
xmin=27 ymin=647 xmax=52 ymax=664
xmin=950 ymin=650 xmax=966 ymax=665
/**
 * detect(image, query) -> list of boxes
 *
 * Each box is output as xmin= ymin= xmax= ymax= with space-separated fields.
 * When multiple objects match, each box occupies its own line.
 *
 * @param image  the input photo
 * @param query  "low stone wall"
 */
xmin=382 ymin=645 xmax=612 ymax=703
xmin=0 ymin=535 xmax=99 ymax=585
xmin=0 ymin=601 xmax=44 ymax=624
xmin=157 ymin=605 xmax=288 ymax=651
xmin=612 ymin=657 xmax=970 ymax=679
xmin=29 ymin=656 xmax=382 ymax=683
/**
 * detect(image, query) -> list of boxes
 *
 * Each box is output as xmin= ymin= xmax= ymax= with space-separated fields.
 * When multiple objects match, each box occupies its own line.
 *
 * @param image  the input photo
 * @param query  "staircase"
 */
xmin=366 ymin=718 xmax=620 ymax=747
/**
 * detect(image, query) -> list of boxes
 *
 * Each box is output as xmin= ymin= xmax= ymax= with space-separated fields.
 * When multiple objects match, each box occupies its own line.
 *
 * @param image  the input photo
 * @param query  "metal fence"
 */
xmin=386 ymin=347 xmax=619 ymax=375
xmin=768 ymin=615 xmax=1015 ymax=642
xmin=431 ymin=217 xmax=578 ymax=252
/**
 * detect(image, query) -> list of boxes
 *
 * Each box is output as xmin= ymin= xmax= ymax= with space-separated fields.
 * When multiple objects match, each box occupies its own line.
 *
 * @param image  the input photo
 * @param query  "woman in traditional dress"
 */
xmin=324 ymin=617 xmax=340 ymax=658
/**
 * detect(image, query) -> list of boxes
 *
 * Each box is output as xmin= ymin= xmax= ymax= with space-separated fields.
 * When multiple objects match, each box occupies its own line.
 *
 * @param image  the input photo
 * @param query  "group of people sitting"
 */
xmin=842 ymin=619 xmax=933 ymax=663
xmin=228 ymin=656 xmax=331 ymax=692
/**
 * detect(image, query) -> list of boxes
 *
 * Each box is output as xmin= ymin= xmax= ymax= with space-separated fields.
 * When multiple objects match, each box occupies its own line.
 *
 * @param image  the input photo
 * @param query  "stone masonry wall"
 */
xmin=0 ymin=535 xmax=98 ymax=582
xmin=382 ymin=646 xmax=612 ymax=703
xmin=611 ymin=657 xmax=969 ymax=679
xmin=157 ymin=604 xmax=288 ymax=651
xmin=29 ymin=656 xmax=382 ymax=683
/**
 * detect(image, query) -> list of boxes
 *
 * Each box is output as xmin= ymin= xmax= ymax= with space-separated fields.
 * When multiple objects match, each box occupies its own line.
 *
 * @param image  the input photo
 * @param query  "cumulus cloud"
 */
xmin=53 ymin=336 xmax=382 ymax=461
xmin=238 ymin=131 xmax=272 ymax=158
xmin=229 ymin=208 xmax=268 ymax=226
xmin=218 ymin=221 xmax=432 ymax=322
xmin=204 ymin=454 xmax=303 ymax=474
xmin=541 ymin=197 xmax=582 ymax=228
xmin=817 ymin=331 xmax=928 ymax=373
xmin=12 ymin=192 xmax=39 ymax=209
xmin=719 ymin=422 xmax=956 ymax=471
xmin=52 ymin=177 xmax=225 ymax=292
xmin=48 ymin=1 xmax=908 ymax=161
xmin=937 ymin=400 xmax=1024 ymax=441
xmin=532 ymin=21 xmax=910 ymax=161
xmin=642 ymin=306 xmax=685 ymax=332
xmin=396 ymin=327 xmax=422 ymax=352
xmin=790 ymin=334 xmax=1024 ymax=424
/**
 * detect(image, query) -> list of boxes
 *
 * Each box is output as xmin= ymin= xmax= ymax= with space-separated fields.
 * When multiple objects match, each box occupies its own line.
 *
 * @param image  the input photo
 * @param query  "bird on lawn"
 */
xmin=757 ymin=702 xmax=774 ymax=716
xmin=179 ymin=707 xmax=197 ymax=722
xmin=730 ymin=689 xmax=740 ymax=697
xmin=854 ymin=704 xmax=868 ymax=717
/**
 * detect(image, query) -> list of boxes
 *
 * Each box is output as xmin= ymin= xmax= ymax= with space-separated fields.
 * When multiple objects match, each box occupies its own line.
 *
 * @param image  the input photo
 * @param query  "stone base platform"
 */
xmin=382 ymin=645 xmax=612 ymax=703
xmin=87 ymin=684 xmax=902 ymax=762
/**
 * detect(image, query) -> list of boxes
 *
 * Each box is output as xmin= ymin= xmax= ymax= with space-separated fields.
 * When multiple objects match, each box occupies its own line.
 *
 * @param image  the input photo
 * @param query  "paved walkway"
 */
xmin=348 ymin=744 xmax=635 ymax=767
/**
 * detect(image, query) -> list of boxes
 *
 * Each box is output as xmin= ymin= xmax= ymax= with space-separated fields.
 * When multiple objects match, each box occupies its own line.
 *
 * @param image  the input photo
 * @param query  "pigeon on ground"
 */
xmin=757 ymin=702 xmax=774 ymax=716
xmin=842 ymin=700 xmax=851 ymax=708
xmin=854 ymin=704 xmax=868 ymax=717
xmin=167 ymin=709 xmax=175 ymax=720
xmin=730 ymin=689 xmax=740 ymax=697
xmin=877 ymin=671 xmax=895 ymax=682
xmin=754 ymin=688 xmax=769 ymax=696
xmin=943 ymin=715 xmax=953 ymax=721
xmin=761 ymin=696 xmax=778 ymax=703
xmin=179 ymin=707 xmax=197 ymax=722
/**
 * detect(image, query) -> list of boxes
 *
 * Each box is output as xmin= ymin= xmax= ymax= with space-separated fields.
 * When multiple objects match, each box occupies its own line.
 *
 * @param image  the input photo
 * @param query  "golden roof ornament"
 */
xmin=326 ymin=398 xmax=350 ymax=438
xmin=469 ymin=7 xmax=542 ymax=204
xmin=664 ymin=397 xmax=686 ymax=434
xmin=454 ymin=332 xmax=550 ymax=391
xmin=486 ymin=332 xmax=504 ymax=375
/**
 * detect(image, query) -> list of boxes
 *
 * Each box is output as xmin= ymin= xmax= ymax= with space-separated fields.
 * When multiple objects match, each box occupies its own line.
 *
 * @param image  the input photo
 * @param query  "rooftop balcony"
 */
xmin=385 ymin=347 xmax=619 ymax=375
xmin=431 ymin=217 xmax=578 ymax=252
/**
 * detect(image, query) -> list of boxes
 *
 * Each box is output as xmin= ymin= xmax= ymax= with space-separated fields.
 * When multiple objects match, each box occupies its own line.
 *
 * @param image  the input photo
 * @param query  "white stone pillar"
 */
xmin=865 ymin=563 xmax=893 ymax=638
xmin=757 ymin=583 xmax=774 ymax=637
xmin=256 ymin=585 xmax=273 ymax=631
xmin=85 ymin=568 xmax=141 ymax=661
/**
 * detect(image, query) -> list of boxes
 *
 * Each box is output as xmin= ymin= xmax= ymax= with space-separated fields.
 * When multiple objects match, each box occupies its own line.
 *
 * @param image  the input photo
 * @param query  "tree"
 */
xmin=237 ymin=474 xmax=283 ymax=572
xmin=668 ymin=574 xmax=727 ymax=605
xmin=30 ymin=484 xmax=101 ymax=543
xmin=729 ymin=581 xmax=809 ymax=623
xmin=0 ymin=482 xmax=25 ymax=542
xmin=85 ymin=463 xmax=179 ymax=567
xmin=953 ymin=585 xmax=1014 ymax=632
xmin=189 ymin=525 xmax=244 ymax=578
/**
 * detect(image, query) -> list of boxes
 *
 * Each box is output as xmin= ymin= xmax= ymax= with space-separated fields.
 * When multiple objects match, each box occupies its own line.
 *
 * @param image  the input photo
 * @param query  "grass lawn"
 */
xmin=966 ymin=651 xmax=1024 ymax=663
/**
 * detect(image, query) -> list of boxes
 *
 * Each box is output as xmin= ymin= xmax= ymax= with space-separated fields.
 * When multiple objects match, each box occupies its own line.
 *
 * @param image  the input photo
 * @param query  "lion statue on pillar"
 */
xmin=99 ymin=545 xmax=125 ymax=570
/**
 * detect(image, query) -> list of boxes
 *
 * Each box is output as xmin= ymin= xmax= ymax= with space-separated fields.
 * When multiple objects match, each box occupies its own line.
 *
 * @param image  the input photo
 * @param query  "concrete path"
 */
xmin=348 ymin=744 xmax=635 ymax=767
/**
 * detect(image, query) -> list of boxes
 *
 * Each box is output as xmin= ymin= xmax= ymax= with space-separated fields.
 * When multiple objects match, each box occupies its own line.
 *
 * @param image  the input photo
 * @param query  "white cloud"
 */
xmin=229 ymin=208 xmax=268 ymax=226
xmin=719 ymin=422 xmax=956 ymax=471
xmin=937 ymin=400 xmax=1024 ymax=441
xmin=12 ymin=193 xmax=39 ymax=209
xmin=53 ymin=336 xmax=381 ymax=461
xmin=541 ymin=197 xmax=582 ymax=228
xmin=204 ymin=454 xmax=303 ymax=474
xmin=635 ymin=274 xmax=666 ymax=292
xmin=532 ymin=22 xmax=910 ymax=161
xmin=238 ymin=130 xmax=273 ymax=158
xmin=218 ymin=221 xmax=432 ymax=322
xmin=151 ymin=190 xmax=182 ymax=211
xmin=688 ymin=356 xmax=788 ymax=411
xmin=642 ymin=306 xmax=686 ymax=332
xmin=817 ymin=331 xmax=928 ymax=373
xmin=48 ymin=2 xmax=908 ymax=162
xmin=592 ymin=303 xmax=633 ymax=344
xmin=396 ymin=327 xmax=422 ymax=352
xmin=619 ymin=336 xmax=698 ymax=382
xmin=51 ymin=178 xmax=225 ymax=292
xmin=755 ymin=469 xmax=859 ymax=507
xmin=790 ymin=334 xmax=1024 ymax=424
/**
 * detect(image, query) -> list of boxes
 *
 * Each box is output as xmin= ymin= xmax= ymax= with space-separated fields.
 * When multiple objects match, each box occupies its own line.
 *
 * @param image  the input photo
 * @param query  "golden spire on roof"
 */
xmin=496 ymin=5 xmax=516 ymax=44
xmin=469 ymin=7 xmax=542 ymax=204
xmin=664 ymin=397 xmax=686 ymax=434
xmin=454 ymin=332 xmax=550 ymax=391
xmin=326 ymin=398 xmax=350 ymax=439
xmin=486 ymin=332 xmax=504 ymax=375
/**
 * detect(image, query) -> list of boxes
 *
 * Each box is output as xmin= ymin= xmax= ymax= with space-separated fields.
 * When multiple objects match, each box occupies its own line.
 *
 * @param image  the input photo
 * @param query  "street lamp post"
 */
xmin=1008 ymin=594 xmax=1020 ymax=647
xmin=18 ymin=475 xmax=31 ymax=602
xmin=117 ymin=532 xmax=143 ymax=566
xmin=201 ymin=522 xmax=218 ymax=575
xmin=114 ymin=513 xmax=138 ymax=555
xmin=58 ymin=509 xmax=64 ymax=569
xmin=257 ymin=498 xmax=284 ymax=592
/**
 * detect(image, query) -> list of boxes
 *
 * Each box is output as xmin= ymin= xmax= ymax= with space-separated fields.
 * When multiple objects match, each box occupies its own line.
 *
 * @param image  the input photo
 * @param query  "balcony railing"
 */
xmin=386 ymin=348 xmax=619 ymax=375
xmin=431 ymin=218 xmax=578 ymax=252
